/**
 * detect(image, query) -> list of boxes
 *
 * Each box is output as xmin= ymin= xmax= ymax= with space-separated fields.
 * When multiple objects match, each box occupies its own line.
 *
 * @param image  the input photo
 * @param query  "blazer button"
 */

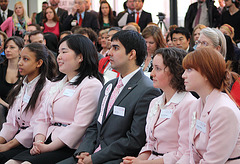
xmin=18 ymin=109 xmax=20 ymax=112
xmin=22 ymin=123 xmax=25 ymax=125
xmin=18 ymin=117 xmax=20 ymax=120
xmin=100 ymin=136 xmax=104 ymax=140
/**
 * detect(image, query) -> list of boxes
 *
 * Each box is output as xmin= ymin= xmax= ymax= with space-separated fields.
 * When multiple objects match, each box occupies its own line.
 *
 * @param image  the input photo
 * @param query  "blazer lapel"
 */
xmin=103 ymin=82 xmax=137 ymax=123
xmin=101 ymin=80 xmax=118 ymax=124
xmin=193 ymin=89 xmax=219 ymax=139
xmin=102 ymin=69 xmax=143 ymax=123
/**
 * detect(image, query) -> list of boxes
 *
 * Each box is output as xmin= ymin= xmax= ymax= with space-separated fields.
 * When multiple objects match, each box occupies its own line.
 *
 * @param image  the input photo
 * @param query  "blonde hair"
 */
xmin=220 ymin=24 xmax=235 ymax=39
xmin=12 ymin=1 xmax=30 ymax=25
xmin=100 ymin=28 xmax=109 ymax=36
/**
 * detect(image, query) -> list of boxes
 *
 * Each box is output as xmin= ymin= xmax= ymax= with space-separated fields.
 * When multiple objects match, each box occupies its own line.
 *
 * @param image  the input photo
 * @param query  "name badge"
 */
xmin=160 ymin=109 xmax=173 ymax=118
xmin=63 ymin=89 xmax=75 ymax=97
xmin=23 ymin=94 xmax=30 ymax=103
xmin=113 ymin=106 xmax=125 ymax=117
xmin=196 ymin=119 xmax=206 ymax=133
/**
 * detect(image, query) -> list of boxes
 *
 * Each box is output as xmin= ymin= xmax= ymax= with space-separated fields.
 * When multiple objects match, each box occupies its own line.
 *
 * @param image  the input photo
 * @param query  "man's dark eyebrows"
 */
xmin=112 ymin=44 xmax=120 ymax=48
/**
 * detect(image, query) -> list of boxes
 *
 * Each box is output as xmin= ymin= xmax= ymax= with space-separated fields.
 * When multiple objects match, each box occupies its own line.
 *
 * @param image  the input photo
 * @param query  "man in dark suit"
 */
xmin=184 ymin=0 xmax=220 ymax=34
xmin=127 ymin=0 xmax=152 ymax=32
xmin=36 ymin=1 xmax=48 ymax=26
xmin=85 ymin=0 xmax=98 ymax=18
xmin=0 ymin=0 xmax=13 ymax=25
xmin=62 ymin=0 xmax=100 ymax=32
xmin=58 ymin=30 xmax=161 ymax=164
xmin=49 ymin=0 xmax=68 ymax=24
xmin=117 ymin=0 xmax=135 ymax=27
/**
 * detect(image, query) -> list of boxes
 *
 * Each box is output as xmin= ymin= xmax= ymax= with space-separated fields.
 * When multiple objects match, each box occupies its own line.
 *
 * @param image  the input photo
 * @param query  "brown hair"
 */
xmin=43 ymin=6 xmax=59 ymax=23
xmin=142 ymin=26 xmax=166 ymax=49
xmin=182 ymin=47 xmax=236 ymax=91
xmin=155 ymin=47 xmax=187 ymax=92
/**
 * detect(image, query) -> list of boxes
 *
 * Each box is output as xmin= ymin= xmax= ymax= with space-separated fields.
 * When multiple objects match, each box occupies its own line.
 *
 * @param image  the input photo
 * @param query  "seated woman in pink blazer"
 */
xmin=8 ymin=34 xmax=104 ymax=164
xmin=0 ymin=1 xmax=31 ymax=37
xmin=180 ymin=47 xmax=240 ymax=163
xmin=122 ymin=48 xmax=196 ymax=164
xmin=0 ymin=43 xmax=57 ymax=163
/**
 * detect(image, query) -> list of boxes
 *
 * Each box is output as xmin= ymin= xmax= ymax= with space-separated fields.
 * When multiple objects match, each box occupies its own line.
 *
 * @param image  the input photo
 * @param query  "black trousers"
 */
xmin=0 ymin=145 xmax=27 ymax=163
xmin=12 ymin=136 xmax=75 ymax=164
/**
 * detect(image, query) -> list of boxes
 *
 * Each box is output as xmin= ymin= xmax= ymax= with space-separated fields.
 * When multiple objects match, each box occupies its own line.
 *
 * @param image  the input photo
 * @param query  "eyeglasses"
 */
xmin=195 ymin=40 xmax=212 ymax=47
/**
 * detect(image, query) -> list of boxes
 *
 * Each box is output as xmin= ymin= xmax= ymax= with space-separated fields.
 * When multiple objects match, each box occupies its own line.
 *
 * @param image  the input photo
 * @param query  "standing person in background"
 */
xmin=43 ymin=6 xmax=62 ymax=39
xmin=0 ymin=0 xmax=13 ymax=25
xmin=63 ymin=0 xmax=100 ymax=33
xmin=185 ymin=0 xmax=220 ymax=34
xmin=218 ymin=0 xmax=226 ymax=14
xmin=180 ymin=47 xmax=240 ymax=163
xmin=36 ymin=1 xmax=48 ymax=27
xmin=0 ymin=36 xmax=23 ymax=131
xmin=49 ymin=0 xmax=68 ymax=25
xmin=85 ymin=0 xmax=98 ymax=17
xmin=127 ymin=0 xmax=152 ymax=32
xmin=117 ymin=0 xmax=135 ymax=27
xmin=221 ymin=0 xmax=240 ymax=44
xmin=0 ymin=1 xmax=31 ymax=38
xmin=141 ymin=26 xmax=166 ymax=77
xmin=98 ymin=1 xmax=116 ymax=30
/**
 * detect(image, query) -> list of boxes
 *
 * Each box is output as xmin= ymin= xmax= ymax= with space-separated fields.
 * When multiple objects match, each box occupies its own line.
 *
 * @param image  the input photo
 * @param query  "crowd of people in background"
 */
xmin=0 ymin=0 xmax=239 ymax=163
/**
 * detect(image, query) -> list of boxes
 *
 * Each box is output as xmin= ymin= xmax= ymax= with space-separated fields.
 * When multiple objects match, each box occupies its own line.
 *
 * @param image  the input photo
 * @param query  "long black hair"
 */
xmin=55 ymin=34 xmax=104 ymax=85
xmin=98 ymin=1 xmax=115 ymax=28
xmin=7 ymin=43 xmax=54 ymax=113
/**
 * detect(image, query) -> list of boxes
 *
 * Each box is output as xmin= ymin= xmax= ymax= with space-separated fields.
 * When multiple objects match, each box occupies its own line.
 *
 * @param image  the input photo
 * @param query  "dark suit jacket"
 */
xmin=74 ymin=69 xmax=161 ymax=164
xmin=62 ymin=12 xmax=100 ymax=32
xmin=116 ymin=10 xmax=134 ymax=27
xmin=36 ymin=11 xmax=44 ymax=26
xmin=127 ymin=10 xmax=152 ymax=32
xmin=57 ymin=7 xmax=68 ymax=25
xmin=0 ymin=9 xmax=13 ymax=25
xmin=184 ymin=0 xmax=221 ymax=33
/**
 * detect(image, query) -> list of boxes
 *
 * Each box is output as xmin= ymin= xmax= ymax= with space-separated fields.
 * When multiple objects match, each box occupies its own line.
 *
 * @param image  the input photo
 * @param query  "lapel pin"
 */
xmin=128 ymin=87 xmax=132 ymax=90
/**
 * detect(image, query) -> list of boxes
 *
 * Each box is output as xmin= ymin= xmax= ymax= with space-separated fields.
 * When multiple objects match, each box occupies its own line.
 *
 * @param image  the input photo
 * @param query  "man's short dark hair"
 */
xmin=29 ymin=30 xmax=44 ymax=43
xmin=111 ymin=30 xmax=147 ymax=66
xmin=42 ymin=1 xmax=48 ymax=5
xmin=170 ymin=27 xmax=191 ymax=40
xmin=28 ymin=24 xmax=41 ymax=31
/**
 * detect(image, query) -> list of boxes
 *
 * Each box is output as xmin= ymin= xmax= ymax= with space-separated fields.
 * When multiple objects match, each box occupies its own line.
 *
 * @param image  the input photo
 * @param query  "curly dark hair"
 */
xmin=155 ymin=47 xmax=187 ymax=92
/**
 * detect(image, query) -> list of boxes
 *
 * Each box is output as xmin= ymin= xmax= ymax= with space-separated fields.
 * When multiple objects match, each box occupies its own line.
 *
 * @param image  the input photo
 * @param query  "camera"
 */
xmin=157 ymin=12 xmax=166 ymax=21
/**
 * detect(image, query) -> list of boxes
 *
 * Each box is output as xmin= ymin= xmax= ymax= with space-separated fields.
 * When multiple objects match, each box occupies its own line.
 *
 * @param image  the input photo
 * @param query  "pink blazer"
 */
xmin=0 ymin=77 xmax=50 ymax=148
xmin=179 ymin=89 xmax=240 ymax=164
xmin=0 ymin=16 xmax=31 ymax=37
xmin=0 ymin=17 xmax=14 ymax=37
xmin=33 ymin=76 xmax=102 ymax=149
xmin=140 ymin=92 xmax=196 ymax=164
